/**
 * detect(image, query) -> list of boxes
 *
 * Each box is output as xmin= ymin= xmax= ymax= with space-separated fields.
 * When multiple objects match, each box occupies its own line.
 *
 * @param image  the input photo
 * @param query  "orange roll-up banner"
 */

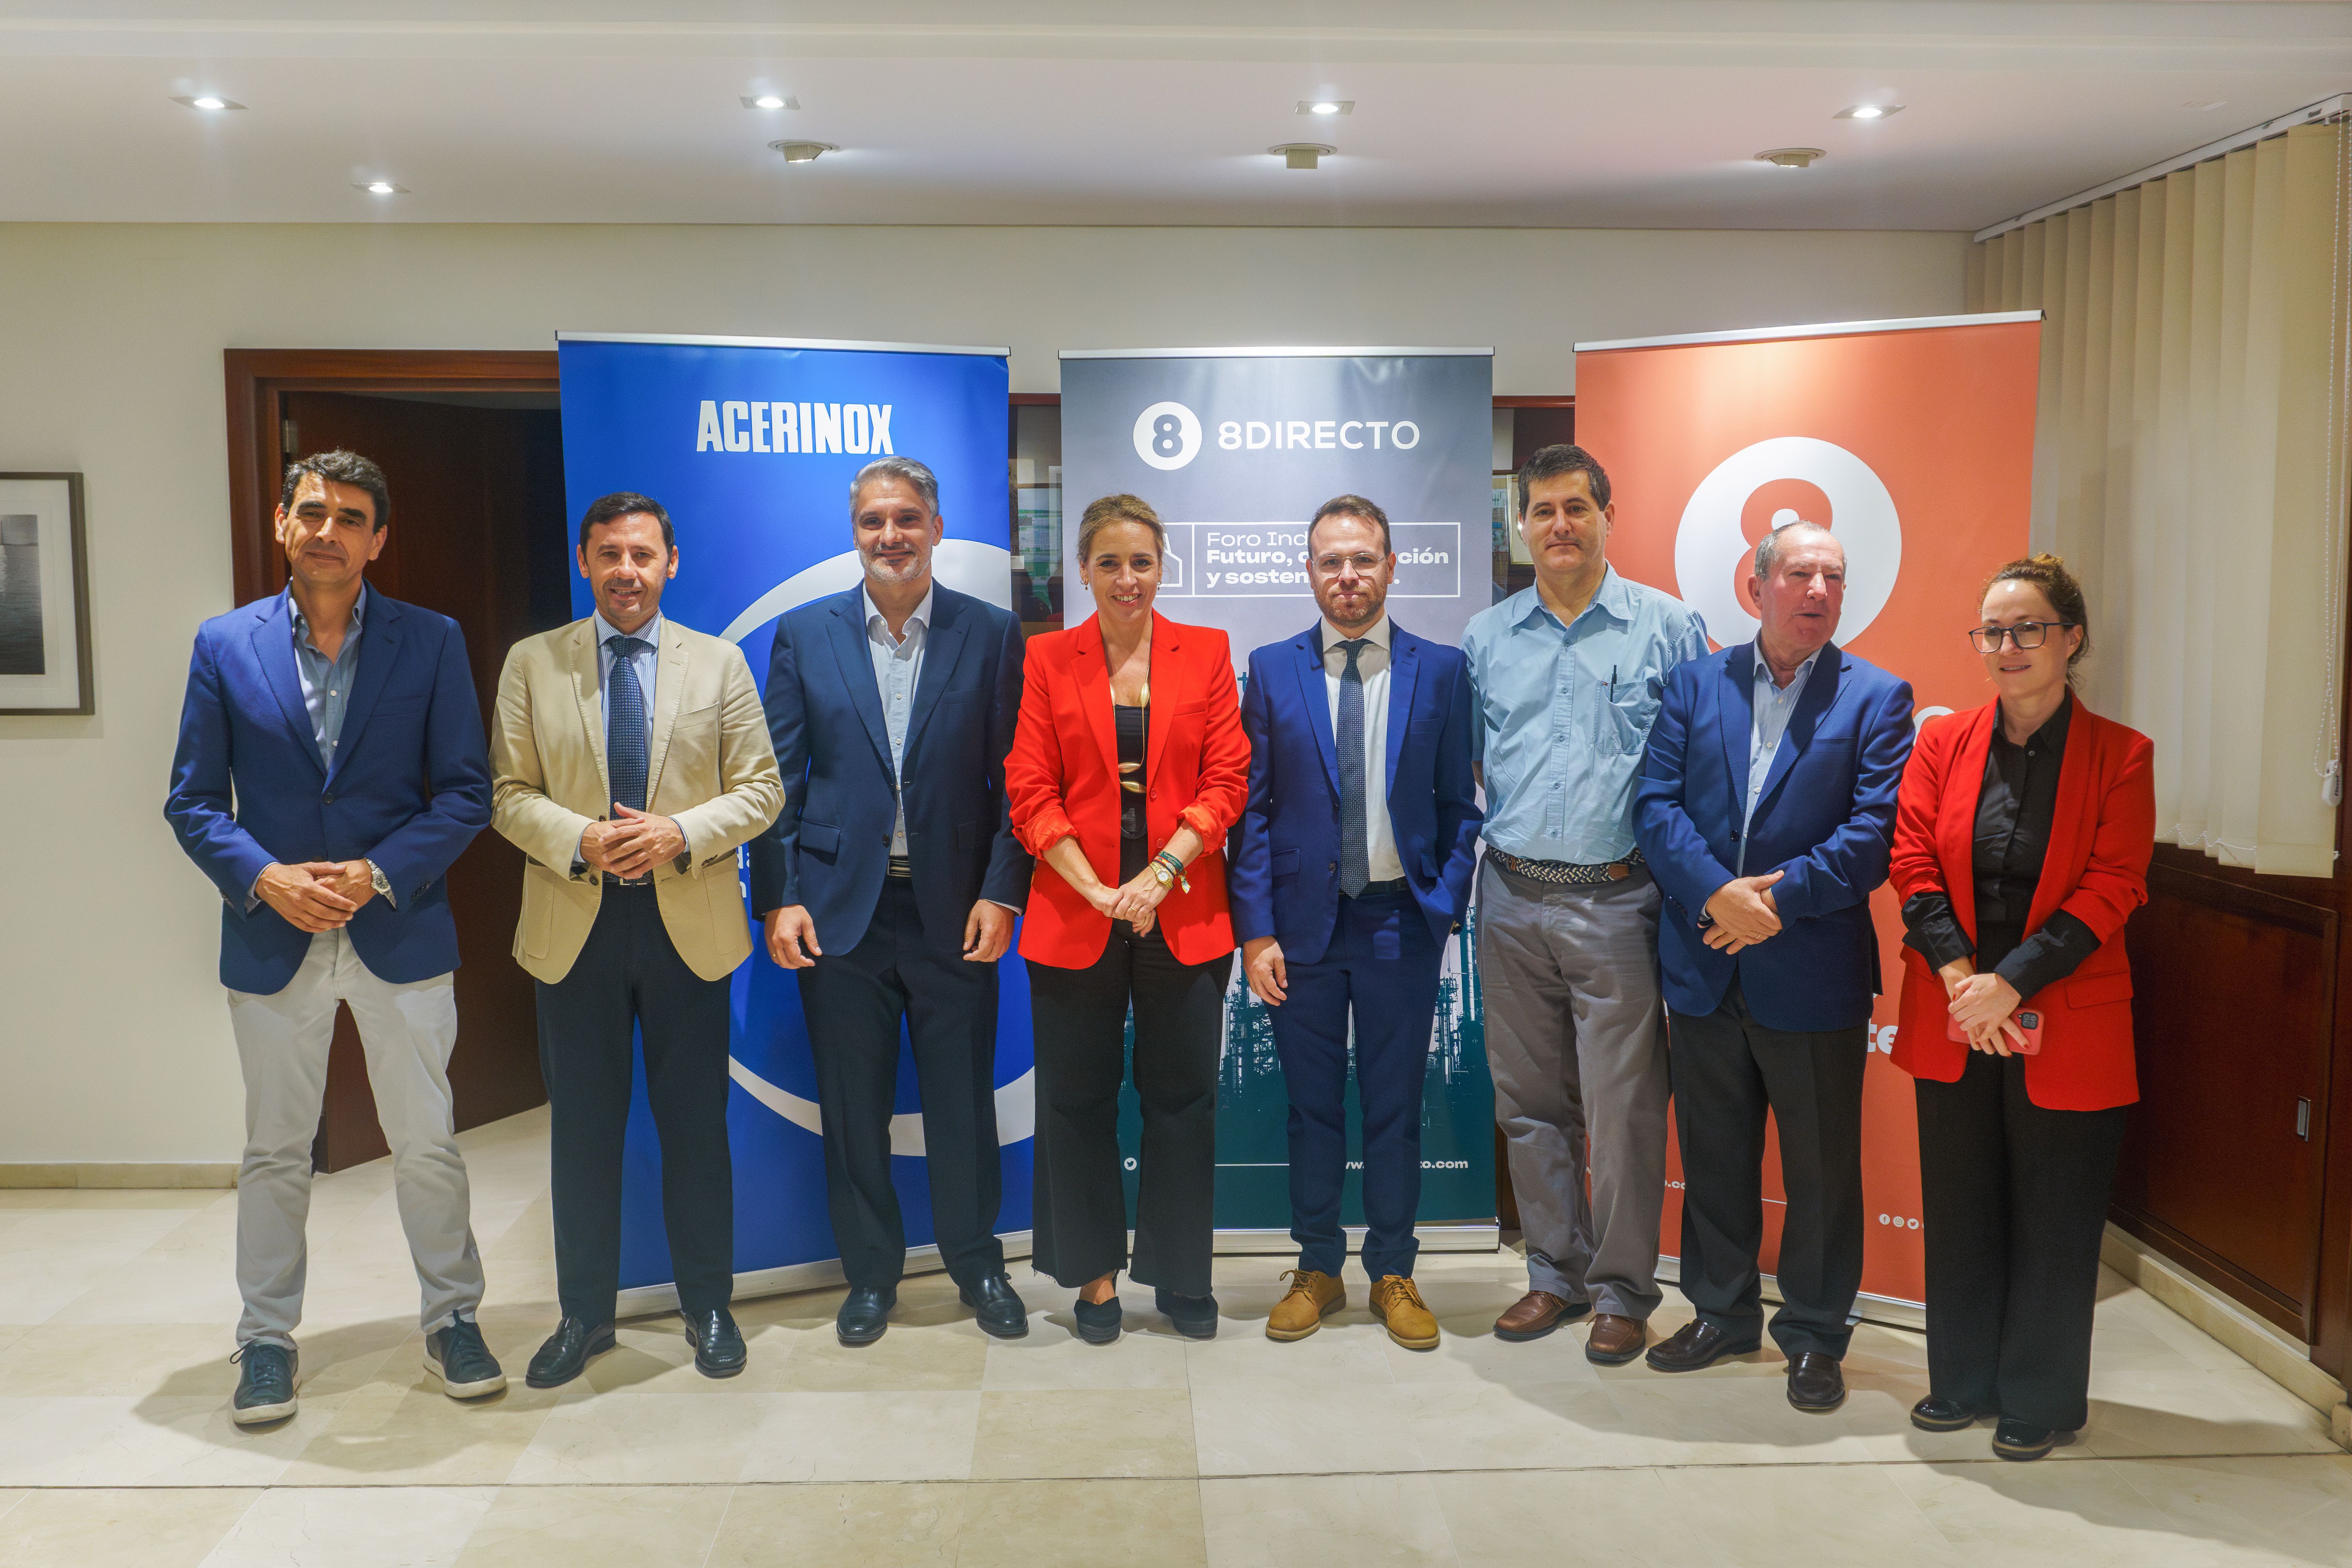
xmin=1575 ymin=312 xmax=2043 ymax=1310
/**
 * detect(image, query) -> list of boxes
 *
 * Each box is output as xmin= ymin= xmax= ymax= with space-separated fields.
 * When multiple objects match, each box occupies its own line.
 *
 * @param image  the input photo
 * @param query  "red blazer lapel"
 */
xmin=2027 ymin=696 xmax=2099 ymax=934
xmin=1071 ymin=614 xmax=1120 ymax=783
xmin=1146 ymin=611 xmax=1180 ymax=788
xmin=1941 ymin=702 xmax=2000 ymax=944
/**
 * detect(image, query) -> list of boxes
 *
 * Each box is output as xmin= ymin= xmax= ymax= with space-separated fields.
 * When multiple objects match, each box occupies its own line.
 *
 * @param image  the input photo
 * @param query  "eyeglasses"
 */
xmin=1311 ymin=553 xmax=1385 ymax=576
xmin=1966 ymin=621 xmax=2076 ymax=653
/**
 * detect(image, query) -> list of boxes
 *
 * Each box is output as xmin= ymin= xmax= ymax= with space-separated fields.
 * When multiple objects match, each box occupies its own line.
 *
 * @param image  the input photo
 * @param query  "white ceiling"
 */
xmin=2 ymin=1 xmax=2347 ymax=230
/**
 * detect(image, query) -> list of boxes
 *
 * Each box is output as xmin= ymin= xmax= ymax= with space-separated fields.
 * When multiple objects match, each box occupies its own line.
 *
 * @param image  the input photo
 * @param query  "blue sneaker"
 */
xmin=230 ymin=1341 xmax=298 ymax=1425
xmin=424 ymin=1317 xmax=508 ymax=1399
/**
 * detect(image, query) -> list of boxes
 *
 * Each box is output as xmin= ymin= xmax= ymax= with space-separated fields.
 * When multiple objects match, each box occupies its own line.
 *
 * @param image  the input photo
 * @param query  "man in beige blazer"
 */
xmin=491 ymin=490 xmax=782 ymax=1390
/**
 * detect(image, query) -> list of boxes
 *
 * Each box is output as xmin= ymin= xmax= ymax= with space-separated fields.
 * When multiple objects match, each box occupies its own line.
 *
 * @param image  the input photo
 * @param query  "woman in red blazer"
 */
xmin=1888 ymin=554 xmax=2155 ymax=1461
xmin=1004 ymin=493 xmax=1249 ymax=1344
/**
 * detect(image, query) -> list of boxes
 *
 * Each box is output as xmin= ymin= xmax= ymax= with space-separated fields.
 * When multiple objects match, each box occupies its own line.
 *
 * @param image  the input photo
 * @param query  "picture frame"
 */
xmin=0 ymin=472 xmax=93 ymax=715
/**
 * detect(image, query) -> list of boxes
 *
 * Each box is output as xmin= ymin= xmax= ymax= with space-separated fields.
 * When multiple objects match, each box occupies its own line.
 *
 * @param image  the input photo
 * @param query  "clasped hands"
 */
xmin=764 ymin=898 xmax=1013 ymax=970
xmin=1702 ymin=870 xmax=1784 ymax=953
xmin=254 ymin=859 xmax=376 ymax=933
xmin=1940 ymin=959 xmax=2029 ymax=1055
xmin=1092 ymin=867 xmax=1170 ymax=936
xmin=581 ymin=803 xmax=686 ymax=882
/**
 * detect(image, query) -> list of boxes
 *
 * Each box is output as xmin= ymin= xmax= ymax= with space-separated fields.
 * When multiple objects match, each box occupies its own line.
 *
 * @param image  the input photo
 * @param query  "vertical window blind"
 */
xmin=1969 ymin=120 xmax=2352 ymax=877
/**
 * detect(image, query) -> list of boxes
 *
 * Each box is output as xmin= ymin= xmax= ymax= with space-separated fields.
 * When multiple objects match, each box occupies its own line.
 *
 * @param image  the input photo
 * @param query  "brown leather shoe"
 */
xmin=1492 ymin=1290 xmax=1590 ymax=1343
xmin=1370 ymin=1275 xmax=1439 ymax=1350
xmin=1583 ymin=1313 xmax=1646 ymax=1365
xmin=1643 ymin=1319 xmax=1762 ymax=1372
xmin=1265 ymin=1270 xmax=1345 ymax=1341
xmin=1786 ymin=1350 xmax=1846 ymax=1412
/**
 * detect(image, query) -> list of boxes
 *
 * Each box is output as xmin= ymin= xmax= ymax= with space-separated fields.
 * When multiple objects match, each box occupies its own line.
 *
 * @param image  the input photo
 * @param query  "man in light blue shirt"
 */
xmin=1460 ymin=444 xmax=1708 ymax=1365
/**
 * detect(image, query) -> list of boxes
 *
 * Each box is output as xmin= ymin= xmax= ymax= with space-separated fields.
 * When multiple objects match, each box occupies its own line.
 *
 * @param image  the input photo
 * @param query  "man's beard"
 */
xmin=863 ymin=550 xmax=925 ymax=584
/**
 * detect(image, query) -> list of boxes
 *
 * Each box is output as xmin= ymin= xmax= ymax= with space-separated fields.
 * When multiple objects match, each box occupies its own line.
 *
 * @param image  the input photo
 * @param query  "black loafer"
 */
xmin=1154 ymin=1287 xmax=1219 ymax=1340
xmin=1072 ymin=1296 xmax=1123 ymax=1344
xmin=960 ymin=1273 xmax=1030 ymax=1339
xmin=684 ymin=1307 xmax=747 ymax=1378
xmin=1786 ymin=1350 xmax=1846 ymax=1412
xmin=1992 ymin=1416 xmax=2078 ymax=1461
xmin=423 ymin=1317 xmax=507 ymax=1399
xmin=837 ymin=1285 xmax=896 ymax=1345
xmin=1644 ymin=1319 xmax=1763 ymax=1373
xmin=230 ymin=1341 xmax=298 ymax=1425
xmin=1911 ymin=1394 xmax=1989 ymax=1432
xmin=524 ymin=1318 xmax=615 ymax=1388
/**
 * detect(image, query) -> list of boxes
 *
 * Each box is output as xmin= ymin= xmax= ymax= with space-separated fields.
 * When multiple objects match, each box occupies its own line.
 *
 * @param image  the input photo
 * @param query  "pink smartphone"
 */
xmin=1947 ymin=1007 xmax=2044 ymax=1055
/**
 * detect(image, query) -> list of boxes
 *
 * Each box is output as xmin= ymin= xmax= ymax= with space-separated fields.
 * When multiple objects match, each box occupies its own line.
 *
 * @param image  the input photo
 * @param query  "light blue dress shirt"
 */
xmin=289 ymin=583 xmax=367 ymax=773
xmin=1463 ymin=567 xmax=1710 ymax=864
xmin=862 ymin=583 xmax=930 ymax=858
xmin=1739 ymin=644 xmax=1821 ymax=872
xmin=590 ymin=607 xmax=662 ymax=761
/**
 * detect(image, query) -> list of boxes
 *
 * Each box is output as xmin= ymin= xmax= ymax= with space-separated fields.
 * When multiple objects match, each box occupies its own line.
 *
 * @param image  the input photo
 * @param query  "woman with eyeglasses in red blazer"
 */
xmin=1888 ymin=553 xmax=2155 ymax=1462
xmin=1004 ymin=493 xmax=1249 ymax=1345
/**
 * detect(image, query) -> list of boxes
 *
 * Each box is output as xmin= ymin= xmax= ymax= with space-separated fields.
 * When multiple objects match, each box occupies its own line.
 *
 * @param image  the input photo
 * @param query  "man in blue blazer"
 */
xmin=1633 ymin=520 xmax=1913 ymax=1413
xmin=165 ymin=450 xmax=501 ymax=1425
xmin=749 ymin=455 xmax=1034 ymax=1345
xmin=1232 ymin=495 xmax=1483 ymax=1352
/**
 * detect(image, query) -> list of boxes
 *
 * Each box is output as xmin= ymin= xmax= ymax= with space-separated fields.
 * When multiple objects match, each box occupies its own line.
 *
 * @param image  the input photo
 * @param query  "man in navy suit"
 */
xmin=1633 ymin=519 xmax=1914 ymax=1413
xmin=1232 ymin=495 xmax=1483 ymax=1352
xmin=166 ymin=450 xmax=502 ymax=1425
xmin=750 ymin=455 xmax=1034 ymax=1345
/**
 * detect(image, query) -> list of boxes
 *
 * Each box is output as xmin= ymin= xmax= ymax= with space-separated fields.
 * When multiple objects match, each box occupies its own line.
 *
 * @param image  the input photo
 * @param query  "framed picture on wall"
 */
xmin=0 ymin=472 xmax=93 ymax=715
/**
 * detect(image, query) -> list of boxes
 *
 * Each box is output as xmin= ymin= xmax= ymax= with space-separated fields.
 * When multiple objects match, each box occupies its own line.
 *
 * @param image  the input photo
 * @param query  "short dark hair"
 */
xmin=1517 ymin=443 xmax=1610 ymax=513
xmin=1308 ymin=494 xmax=1392 ymax=555
xmin=281 ymin=449 xmax=390 ymax=532
xmin=578 ymin=491 xmax=675 ymax=552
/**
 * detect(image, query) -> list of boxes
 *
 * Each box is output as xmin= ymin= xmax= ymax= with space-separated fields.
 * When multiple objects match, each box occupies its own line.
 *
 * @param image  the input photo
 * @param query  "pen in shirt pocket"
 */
xmin=1608 ymin=665 xmax=1617 ymax=699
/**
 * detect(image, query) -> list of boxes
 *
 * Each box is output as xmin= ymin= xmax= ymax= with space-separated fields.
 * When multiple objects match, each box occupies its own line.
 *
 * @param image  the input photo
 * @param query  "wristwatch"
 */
xmin=1148 ymin=859 xmax=1177 ymax=889
xmin=365 ymin=859 xmax=392 ymax=902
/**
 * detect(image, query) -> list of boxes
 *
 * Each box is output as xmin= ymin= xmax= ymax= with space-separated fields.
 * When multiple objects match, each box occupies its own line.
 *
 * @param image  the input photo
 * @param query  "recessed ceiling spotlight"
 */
xmin=1296 ymin=100 xmax=1353 ymax=116
xmin=172 ymin=94 xmax=246 ymax=111
xmin=741 ymin=94 xmax=800 ymax=110
xmin=1269 ymin=143 xmax=1335 ymax=170
xmin=356 ymin=180 xmax=408 ymax=195
xmin=1755 ymin=147 xmax=1825 ymax=169
xmin=1834 ymin=103 xmax=1902 ymax=120
xmin=770 ymin=140 xmax=837 ymax=163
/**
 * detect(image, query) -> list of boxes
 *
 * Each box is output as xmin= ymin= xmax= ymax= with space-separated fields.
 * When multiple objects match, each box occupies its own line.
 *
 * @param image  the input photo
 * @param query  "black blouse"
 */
xmin=1900 ymin=692 xmax=2103 ymax=1002
xmin=1115 ymin=702 xmax=1149 ymax=884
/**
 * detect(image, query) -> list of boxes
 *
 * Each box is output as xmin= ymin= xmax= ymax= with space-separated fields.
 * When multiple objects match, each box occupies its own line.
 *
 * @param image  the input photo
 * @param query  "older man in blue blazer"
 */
xmin=1633 ymin=519 xmax=1913 ymax=1415
xmin=749 ymin=455 xmax=1034 ymax=1347
xmin=166 ymin=450 xmax=499 ymax=1426
xmin=1232 ymin=495 xmax=1483 ymax=1352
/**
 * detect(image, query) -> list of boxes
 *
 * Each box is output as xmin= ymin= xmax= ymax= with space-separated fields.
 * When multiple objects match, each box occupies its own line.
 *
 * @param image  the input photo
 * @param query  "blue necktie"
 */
xmin=606 ymin=635 xmax=651 ymax=815
xmin=1336 ymin=637 xmax=1370 ymax=898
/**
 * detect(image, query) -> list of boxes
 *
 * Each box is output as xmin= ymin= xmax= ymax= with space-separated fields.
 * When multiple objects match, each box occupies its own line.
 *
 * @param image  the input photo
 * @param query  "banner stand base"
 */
xmin=1655 ymin=1254 xmax=1926 ymax=1332
xmin=617 ymin=1222 xmax=1499 ymax=1318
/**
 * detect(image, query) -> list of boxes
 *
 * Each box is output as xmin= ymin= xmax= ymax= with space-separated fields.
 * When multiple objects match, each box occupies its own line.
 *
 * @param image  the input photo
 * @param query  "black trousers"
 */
xmin=796 ymin=878 xmax=1004 ymax=1291
xmin=535 ymin=886 xmax=734 ymax=1325
xmin=1027 ymin=922 xmax=1233 ymax=1296
xmin=1916 ymin=1048 xmax=2127 ymax=1431
xmin=1669 ymin=978 xmax=1868 ymax=1358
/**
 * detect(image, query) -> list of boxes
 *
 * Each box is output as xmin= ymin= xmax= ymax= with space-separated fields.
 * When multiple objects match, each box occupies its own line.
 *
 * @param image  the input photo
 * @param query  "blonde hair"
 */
xmin=1075 ymin=493 xmax=1167 ymax=564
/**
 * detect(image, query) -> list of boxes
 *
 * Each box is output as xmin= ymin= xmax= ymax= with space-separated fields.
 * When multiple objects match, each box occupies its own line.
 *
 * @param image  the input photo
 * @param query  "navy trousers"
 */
xmin=1267 ymin=888 xmax=1441 ymax=1279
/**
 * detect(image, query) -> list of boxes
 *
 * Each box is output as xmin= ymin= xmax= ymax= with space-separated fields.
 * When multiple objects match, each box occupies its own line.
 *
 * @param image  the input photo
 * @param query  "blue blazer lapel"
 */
xmin=1290 ymin=627 xmax=1339 ymax=799
xmin=250 ymin=595 xmax=324 ymax=776
xmin=826 ymin=592 xmax=895 ymax=777
xmin=1719 ymin=642 xmax=1757 ymax=809
xmin=326 ymin=595 xmax=403 ymax=786
xmin=1384 ymin=624 xmax=1421 ymax=795
xmin=1752 ymin=645 xmax=1847 ymax=821
xmin=904 ymin=589 xmax=968 ymax=759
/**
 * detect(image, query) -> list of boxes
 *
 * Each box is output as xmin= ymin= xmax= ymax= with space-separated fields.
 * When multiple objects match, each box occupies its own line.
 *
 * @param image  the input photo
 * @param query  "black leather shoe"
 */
xmin=230 ymin=1341 xmax=298 ymax=1425
xmin=1155 ymin=1287 xmax=1220 ymax=1340
xmin=423 ymin=1317 xmax=507 ymax=1399
xmin=684 ymin=1307 xmax=747 ymax=1378
xmin=837 ymin=1285 xmax=896 ymax=1345
xmin=1911 ymin=1394 xmax=1989 ymax=1432
xmin=960 ymin=1273 xmax=1030 ymax=1339
xmin=1644 ymin=1319 xmax=1763 ymax=1373
xmin=1786 ymin=1350 xmax=1846 ymax=1412
xmin=1072 ymin=1295 xmax=1123 ymax=1344
xmin=1992 ymin=1416 xmax=2078 ymax=1461
xmin=525 ymin=1318 xmax=615 ymax=1388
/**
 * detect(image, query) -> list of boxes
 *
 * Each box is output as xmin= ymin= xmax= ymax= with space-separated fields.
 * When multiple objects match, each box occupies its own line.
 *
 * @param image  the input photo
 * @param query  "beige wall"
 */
xmin=0 ymin=221 xmax=1965 ymax=1163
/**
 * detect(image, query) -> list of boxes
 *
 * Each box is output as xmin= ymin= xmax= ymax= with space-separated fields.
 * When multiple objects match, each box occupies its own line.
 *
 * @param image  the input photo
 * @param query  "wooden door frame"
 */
xmin=224 ymin=349 xmax=561 ymax=602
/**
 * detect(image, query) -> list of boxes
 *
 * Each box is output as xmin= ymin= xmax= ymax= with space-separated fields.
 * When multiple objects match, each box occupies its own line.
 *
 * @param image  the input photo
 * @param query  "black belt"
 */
xmin=1488 ymin=847 xmax=1644 ymax=886
xmin=887 ymin=856 xmax=914 ymax=881
xmin=1346 ymin=877 xmax=1413 ymax=898
xmin=603 ymin=876 xmax=657 ymax=891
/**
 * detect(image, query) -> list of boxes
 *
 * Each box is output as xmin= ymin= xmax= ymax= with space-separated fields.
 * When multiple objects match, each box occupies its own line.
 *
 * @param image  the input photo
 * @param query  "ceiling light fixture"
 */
xmin=2181 ymin=100 xmax=2226 ymax=112
xmin=1270 ymin=142 xmax=1334 ymax=170
xmin=1834 ymin=103 xmax=1902 ymax=120
xmin=1755 ymin=147 xmax=1825 ymax=169
xmin=741 ymin=94 xmax=800 ymax=110
xmin=1296 ymin=100 xmax=1353 ymax=116
xmin=770 ymin=140 xmax=837 ymax=163
xmin=356 ymin=180 xmax=407 ymax=195
xmin=171 ymin=94 xmax=246 ymax=111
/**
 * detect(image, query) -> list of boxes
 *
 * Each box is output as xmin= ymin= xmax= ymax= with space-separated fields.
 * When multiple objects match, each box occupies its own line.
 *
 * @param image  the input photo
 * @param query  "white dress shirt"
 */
xmin=1740 ymin=643 xmax=1820 ymax=872
xmin=863 ymin=583 xmax=931 ymax=858
xmin=1320 ymin=615 xmax=1406 ymax=884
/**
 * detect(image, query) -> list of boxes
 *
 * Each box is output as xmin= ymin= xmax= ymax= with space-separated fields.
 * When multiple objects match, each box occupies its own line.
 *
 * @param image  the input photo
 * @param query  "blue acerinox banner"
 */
xmin=554 ymin=332 xmax=1026 ymax=1296
xmin=1057 ymin=347 xmax=1499 ymax=1239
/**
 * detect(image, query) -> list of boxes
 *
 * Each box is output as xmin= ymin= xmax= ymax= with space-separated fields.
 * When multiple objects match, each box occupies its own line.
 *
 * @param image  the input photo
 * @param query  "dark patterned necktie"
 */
xmin=1337 ymin=638 xmax=1370 ymax=898
xmin=606 ymin=635 xmax=651 ymax=813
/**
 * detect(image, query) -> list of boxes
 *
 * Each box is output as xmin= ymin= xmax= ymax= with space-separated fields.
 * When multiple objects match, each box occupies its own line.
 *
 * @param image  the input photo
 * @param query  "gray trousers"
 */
xmin=226 ymin=928 xmax=485 ymax=1349
xmin=1479 ymin=857 xmax=1670 ymax=1320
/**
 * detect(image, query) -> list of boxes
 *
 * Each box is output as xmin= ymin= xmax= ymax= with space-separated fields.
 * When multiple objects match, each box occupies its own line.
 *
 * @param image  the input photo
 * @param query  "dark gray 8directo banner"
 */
xmin=1059 ymin=348 xmax=1497 ymax=1238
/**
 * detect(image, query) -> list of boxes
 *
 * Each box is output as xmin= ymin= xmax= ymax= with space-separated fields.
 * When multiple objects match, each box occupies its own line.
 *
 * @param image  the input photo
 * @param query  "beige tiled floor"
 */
xmin=1 ymin=1105 xmax=2347 ymax=1566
